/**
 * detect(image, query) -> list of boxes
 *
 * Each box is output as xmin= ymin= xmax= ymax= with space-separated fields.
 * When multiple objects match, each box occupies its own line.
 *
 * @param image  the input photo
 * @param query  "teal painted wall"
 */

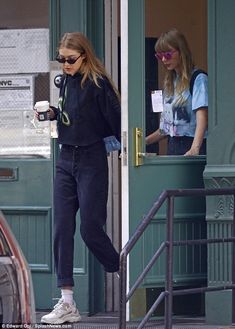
xmin=50 ymin=0 xmax=104 ymax=60
xmin=204 ymin=0 xmax=235 ymax=325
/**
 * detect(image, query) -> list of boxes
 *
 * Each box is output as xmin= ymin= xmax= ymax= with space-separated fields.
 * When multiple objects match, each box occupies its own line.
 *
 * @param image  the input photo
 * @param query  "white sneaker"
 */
xmin=41 ymin=298 xmax=81 ymax=324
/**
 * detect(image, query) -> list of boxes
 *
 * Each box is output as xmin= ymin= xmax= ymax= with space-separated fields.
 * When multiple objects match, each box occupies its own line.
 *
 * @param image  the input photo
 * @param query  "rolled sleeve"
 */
xmin=192 ymin=73 xmax=208 ymax=111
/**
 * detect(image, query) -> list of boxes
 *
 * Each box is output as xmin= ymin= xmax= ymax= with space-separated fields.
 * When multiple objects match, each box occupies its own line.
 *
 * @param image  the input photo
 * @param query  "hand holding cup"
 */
xmin=34 ymin=101 xmax=50 ymax=121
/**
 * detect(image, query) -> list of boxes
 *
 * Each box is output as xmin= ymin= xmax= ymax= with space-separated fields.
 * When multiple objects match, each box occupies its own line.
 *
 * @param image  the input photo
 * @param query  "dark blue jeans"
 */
xmin=53 ymin=141 xmax=119 ymax=287
xmin=167 ymin=136 xmax=207 ymax=155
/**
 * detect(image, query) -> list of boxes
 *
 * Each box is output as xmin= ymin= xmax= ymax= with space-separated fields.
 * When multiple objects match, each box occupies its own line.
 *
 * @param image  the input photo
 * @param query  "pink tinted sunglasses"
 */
xmin=155 ymin=50 xmax=177 ymax=61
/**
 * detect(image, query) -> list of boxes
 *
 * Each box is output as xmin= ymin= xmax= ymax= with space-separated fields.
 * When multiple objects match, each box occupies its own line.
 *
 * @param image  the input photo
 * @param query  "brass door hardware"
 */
xmin=133 ymin=127 xmax=144 ymax=167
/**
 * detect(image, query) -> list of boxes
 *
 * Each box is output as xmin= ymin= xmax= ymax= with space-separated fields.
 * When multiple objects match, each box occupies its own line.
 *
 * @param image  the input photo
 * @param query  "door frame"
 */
xmin=120 ymin=0 xmax=146 ymax=319
xmin=104 ymin=0 xmax=121 ymax=312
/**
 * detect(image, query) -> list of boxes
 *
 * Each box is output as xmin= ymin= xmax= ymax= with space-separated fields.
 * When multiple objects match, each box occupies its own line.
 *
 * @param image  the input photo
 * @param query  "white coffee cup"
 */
xmin=34 ymin=101 xmax=49 ymax=121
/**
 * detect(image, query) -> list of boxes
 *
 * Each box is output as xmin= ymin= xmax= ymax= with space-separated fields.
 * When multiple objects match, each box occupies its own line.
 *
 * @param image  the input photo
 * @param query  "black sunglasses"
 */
xmin=56 ymin=54 xmax=82 ymax=65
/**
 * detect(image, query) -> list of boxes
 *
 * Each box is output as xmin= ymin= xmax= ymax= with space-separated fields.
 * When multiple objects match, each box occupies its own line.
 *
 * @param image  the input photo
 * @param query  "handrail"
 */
xmin=119 ymin=187 xmax=235 ymax=329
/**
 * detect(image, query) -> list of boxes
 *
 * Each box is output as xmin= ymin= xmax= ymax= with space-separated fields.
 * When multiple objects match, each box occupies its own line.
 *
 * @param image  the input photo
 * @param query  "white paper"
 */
xmin=0 ymin=109 xmax=50 ymax=158
xmin=0 ymin=29 xmax=49 ymax=73
xmin=0 ymin=74 xmax=50 ymax=157
xmin=151 ymin=90 xmax=163 ymax=112
xmin=0 ymin=75 xmax=33 ymax=110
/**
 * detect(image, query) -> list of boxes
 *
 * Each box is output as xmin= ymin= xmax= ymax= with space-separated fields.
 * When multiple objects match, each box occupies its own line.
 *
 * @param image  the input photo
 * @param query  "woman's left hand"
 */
xmin=34 ymin=108 xmax=55 ymax=121
xmin=184 ymin=146 xmax=200 ymax=156
xmin=184 ymin=108 xmax=208 ymax=156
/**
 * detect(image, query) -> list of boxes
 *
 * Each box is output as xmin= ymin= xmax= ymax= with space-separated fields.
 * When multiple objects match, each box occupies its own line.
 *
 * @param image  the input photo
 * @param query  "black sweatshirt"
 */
xmin=51 ymin=73 xmax=121 ymax=147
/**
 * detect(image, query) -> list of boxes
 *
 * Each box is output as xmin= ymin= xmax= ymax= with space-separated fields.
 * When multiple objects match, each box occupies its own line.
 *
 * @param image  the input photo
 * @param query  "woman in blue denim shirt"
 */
xmin=146 ymin=28 xmax=208 ymax=155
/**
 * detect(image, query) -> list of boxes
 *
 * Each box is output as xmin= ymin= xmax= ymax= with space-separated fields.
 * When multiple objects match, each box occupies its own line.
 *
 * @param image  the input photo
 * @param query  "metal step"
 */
xmin=36 ymin=312 xmax=231 ymax=329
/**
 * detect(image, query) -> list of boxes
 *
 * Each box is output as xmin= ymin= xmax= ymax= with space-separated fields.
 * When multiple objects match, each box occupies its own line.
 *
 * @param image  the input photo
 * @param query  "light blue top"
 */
xmin=159 ymin=72 xmax=208 ymax=137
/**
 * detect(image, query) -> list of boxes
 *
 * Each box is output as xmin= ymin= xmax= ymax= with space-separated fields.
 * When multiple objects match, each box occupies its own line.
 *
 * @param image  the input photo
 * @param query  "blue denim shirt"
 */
xmin=159 ymin=71 xmax=208 ymax=137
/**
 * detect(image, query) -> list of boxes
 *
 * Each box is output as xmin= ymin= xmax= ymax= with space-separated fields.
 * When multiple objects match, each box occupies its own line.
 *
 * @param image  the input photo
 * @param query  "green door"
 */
xmin=121 ymin=0 xmax=207 ymax=319
xmin=0 ymin=157 xmax=54 ymax=309
xmin=0 ymin=0 xmax=105 ymax=314
xmin=0 ymin=46 xmax=54 ymax=309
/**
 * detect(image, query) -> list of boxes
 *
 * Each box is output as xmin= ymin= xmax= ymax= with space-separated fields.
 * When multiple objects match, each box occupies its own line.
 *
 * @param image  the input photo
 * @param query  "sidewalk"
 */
xmin=36 ymin=311 xmax=235 ymax=329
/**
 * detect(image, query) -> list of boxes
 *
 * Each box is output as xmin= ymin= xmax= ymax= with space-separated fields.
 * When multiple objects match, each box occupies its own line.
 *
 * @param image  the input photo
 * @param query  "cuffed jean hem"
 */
xmin=57 ymin=278 xmax=74 ymax=288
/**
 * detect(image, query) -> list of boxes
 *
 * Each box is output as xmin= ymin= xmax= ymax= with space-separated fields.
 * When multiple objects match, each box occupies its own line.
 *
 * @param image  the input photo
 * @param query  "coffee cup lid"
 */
xmin=35 ymin=101 xmax=49 ymax=107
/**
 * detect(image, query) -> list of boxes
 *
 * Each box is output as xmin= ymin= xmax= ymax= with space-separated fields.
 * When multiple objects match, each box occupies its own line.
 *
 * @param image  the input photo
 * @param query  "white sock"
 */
xmin=61 ymin=289 xmax=74 ymax=305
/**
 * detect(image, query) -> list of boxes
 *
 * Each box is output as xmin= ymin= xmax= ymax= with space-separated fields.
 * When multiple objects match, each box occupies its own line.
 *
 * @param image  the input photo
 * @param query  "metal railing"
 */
xmin=119 ymin=187 xmax=235 ymax=329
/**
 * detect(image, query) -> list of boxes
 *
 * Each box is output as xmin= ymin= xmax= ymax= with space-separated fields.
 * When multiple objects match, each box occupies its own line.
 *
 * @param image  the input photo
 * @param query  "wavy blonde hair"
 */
xmin=155 ymin=28 xmax=194 ymax=98
xmin=58 ymin=32 xmax=120 ymax=99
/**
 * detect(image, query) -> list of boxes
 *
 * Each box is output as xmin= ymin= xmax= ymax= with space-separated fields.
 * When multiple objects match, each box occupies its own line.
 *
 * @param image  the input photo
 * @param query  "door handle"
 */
xmin=133 ymin=127 xmax=144 ymax=167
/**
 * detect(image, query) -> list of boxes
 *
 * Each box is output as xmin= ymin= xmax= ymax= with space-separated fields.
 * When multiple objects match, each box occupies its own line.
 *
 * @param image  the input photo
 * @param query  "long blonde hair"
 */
xmin=155 ymin=28 xmax=194 ymax=97
xmin=58 ymin=32 xmax=120 ymax=99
